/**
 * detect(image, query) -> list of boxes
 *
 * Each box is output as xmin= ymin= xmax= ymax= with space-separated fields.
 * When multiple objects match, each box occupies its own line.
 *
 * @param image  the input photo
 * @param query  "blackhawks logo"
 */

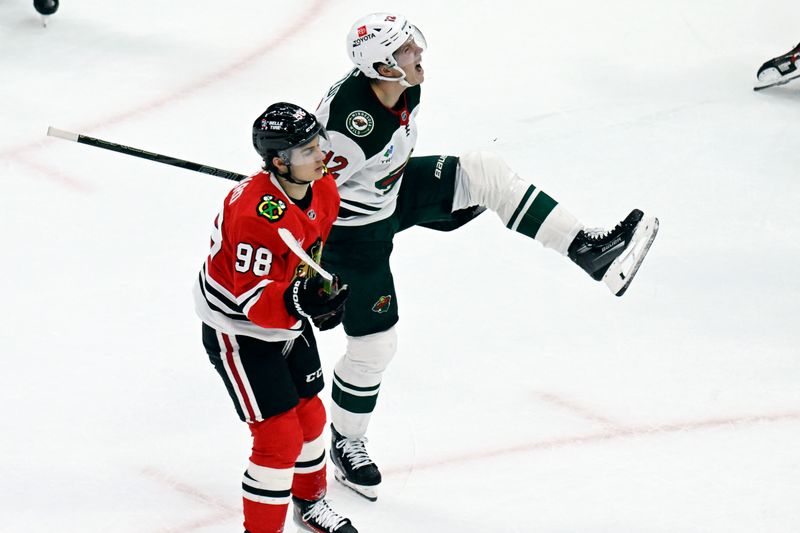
xmin=295 ymin=238 xmax=324 ymax=279
xmin=372 ymin=295 xmax=392 ymax=314
xmin=257 ymin=195 xmax=286 ymax=222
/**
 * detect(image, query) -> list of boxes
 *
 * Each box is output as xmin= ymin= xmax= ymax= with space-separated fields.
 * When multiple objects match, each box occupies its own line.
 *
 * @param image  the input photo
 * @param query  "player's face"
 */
xmin=287 ymin=135 xmax=328 ymax=182
xmin=393 ymin=31 xmax=426 ymax=85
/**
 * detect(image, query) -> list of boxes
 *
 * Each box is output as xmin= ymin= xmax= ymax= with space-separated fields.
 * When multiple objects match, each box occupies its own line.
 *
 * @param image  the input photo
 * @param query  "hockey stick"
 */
xmin=46 ymin=127 xmax=332 ymax=285
xmin=277 ymin=228 xmax=334 ymax=283
xmin=46 ymin=127 xmax=248 ymax=182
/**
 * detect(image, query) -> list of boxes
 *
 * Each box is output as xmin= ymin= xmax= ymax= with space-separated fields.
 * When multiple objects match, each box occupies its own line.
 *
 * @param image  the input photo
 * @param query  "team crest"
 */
xmin=294 ymin=238 xmax=324 ymax=279
xmin=372 ymin=295 xmax=392 ymax=314
xmin=346 ymin=110 xmax=374 ymax=137
xmin=257 ymin=195 xmax=287 ymax=222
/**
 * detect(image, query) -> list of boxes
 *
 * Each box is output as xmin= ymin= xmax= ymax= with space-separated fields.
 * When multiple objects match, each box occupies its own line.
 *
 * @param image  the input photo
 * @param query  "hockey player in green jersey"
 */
xmin=316 ymin=12 xmax=659 ymax=501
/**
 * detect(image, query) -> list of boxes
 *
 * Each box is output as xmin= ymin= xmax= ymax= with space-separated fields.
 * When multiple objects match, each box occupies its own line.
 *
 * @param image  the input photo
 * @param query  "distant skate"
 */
xmin=754 ymin=42 xmax=800 ymax=91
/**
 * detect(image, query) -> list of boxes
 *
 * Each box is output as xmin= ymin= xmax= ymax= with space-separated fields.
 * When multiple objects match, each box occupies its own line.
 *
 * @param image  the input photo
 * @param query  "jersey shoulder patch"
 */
xmin=325 ymin=71 xmax=410 ymax=160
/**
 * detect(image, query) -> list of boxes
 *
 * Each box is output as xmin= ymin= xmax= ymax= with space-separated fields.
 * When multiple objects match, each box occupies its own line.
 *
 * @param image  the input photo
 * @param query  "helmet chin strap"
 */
xmin=276 ymin=170 xmax=313 ymax=186
xmin=375 ymin=65 xmax=412 ymax=87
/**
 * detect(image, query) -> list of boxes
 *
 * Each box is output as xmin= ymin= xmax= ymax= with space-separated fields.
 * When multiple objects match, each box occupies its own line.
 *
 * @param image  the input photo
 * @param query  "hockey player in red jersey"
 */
xmin=194 ymin=103 xmax=358 ymax=533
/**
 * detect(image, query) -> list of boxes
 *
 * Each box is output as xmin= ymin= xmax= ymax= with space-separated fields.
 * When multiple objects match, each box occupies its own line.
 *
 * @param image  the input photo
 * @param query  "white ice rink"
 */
xmin=2 ymin=1 xmax=800 ymax=531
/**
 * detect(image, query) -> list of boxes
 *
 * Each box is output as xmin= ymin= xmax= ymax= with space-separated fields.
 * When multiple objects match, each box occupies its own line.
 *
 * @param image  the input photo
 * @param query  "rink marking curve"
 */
xmin=1 ymin=0 xmax=329 ymax=189
xmin=383 ymin=410 xmax=800 ymax=476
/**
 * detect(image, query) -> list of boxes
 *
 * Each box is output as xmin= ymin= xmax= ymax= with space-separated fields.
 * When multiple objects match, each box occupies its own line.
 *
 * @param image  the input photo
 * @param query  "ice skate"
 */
xmin=568 ymin=209 xmax=659 ymax=296
xmin=292 ymin=496 xmax=358 ymax=533
xmin=754 ymin=42 xmax=800 ymax=91
xmin=329 ymin=425 xmax=381 ymax=502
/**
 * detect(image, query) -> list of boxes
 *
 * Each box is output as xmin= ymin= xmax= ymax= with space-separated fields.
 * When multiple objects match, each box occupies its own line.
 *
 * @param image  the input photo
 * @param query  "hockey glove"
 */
xmin=284 ymin=275 xmax=349 ymax=330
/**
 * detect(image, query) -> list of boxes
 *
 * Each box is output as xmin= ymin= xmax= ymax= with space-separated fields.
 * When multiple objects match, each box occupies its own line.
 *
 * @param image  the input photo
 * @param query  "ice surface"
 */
xmin=2 ymin=1 xmax=799 ymax=531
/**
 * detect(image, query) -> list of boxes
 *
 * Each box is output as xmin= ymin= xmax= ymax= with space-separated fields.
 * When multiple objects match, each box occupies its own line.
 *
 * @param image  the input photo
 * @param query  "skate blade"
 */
xmin=602 ymin=215 xmax=659 ymax=297
xmin=293 ymin=520 xmax=326 ymax=533
xmin=754 ymin=69 xmax=800 ymax=91
xmin=334 ymin=469 xmax=378 ymax=502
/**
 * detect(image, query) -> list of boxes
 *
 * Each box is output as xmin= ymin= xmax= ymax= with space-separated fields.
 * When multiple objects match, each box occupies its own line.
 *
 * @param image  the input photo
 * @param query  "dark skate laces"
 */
xmin=335 ymin=437 xmax=374 ymax=469
xmin=301 ymin=499 xmax=349 ymax=531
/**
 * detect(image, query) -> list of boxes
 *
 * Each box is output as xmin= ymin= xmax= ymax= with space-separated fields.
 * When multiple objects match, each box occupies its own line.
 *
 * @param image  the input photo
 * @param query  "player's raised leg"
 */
xmin=454 ymin=151 xmax=658 ymax=295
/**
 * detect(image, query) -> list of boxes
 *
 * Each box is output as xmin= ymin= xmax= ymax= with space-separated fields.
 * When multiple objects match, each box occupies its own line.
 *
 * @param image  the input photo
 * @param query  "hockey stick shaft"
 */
xmin=46 ymin=127 xmax=248 ymax=182
xmin=277 ymin=228 xmax=334 ymax=283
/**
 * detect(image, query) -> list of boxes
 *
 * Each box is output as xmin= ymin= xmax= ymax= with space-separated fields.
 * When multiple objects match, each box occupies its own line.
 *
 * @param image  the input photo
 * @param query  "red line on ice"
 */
xmin=383 ymin=410 xmax=800 ymax=476
xmin=0 ymin=0 xmax=329 ymax=188
xmin=535 ymin=391 xmax=621 ymax=427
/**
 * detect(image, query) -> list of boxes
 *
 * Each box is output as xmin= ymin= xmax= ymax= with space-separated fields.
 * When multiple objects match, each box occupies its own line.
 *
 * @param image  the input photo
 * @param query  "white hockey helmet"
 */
xmin=346 ymin=13 xmax=427 ymax=82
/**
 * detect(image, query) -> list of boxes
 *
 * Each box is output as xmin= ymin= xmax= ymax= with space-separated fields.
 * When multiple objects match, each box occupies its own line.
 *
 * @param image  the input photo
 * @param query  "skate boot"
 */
xmin=568 ymin=209 xmax=658 ymax=297
xmin=292 ymin=496 xmax=358 ymax=533
xmin=755 ymin=42 xmax=800 ymax=91
xmin=329 ymin=425 xmax=381 ymax=502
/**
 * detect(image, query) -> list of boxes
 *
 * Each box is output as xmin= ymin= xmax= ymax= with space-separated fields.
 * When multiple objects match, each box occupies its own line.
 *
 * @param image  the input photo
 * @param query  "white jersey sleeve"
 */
xmin=317 ymin=69 xmax=422 ymax=226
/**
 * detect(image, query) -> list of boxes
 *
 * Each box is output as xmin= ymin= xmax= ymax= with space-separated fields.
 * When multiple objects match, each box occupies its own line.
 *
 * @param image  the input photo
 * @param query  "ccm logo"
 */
xmin=306 ymin=368 xmax=323 ymax=382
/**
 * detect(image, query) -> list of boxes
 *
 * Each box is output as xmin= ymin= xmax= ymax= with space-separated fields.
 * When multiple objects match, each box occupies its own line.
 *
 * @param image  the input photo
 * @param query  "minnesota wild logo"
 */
xmin=372 ymin=295 xmax=392 ymax=314
xmin=257 ymin=195 xmax=287 ymax=222
xmin=346 ymin=110 xmax=374 ymax=137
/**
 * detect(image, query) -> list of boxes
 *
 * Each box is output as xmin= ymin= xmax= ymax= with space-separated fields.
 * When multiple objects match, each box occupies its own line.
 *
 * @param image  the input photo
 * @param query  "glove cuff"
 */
xmin=284 ymin=279 xmax=311 ymax=320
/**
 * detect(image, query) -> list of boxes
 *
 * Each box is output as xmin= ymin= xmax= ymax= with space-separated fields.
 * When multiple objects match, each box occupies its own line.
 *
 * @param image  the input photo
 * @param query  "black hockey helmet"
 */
xmin=252 ymin=102 xmax=326 ymax=166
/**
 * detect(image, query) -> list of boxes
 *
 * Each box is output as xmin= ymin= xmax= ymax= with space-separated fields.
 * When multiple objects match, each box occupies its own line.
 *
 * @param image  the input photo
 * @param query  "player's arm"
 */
xmin=232 ymin=215 xmax=348 ymax=331
xmin=230 ymin=217 xmax=300 ymax=330
xmin=323 ymin=130 xmax=366 ymax=186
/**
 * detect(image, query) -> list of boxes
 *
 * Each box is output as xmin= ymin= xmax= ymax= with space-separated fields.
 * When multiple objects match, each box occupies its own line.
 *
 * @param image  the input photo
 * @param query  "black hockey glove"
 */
xmin=284 ymin=275 xmax=349 ymax=331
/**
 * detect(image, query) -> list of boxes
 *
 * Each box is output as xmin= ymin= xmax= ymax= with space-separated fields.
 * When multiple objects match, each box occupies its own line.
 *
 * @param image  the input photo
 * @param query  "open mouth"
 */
xmin=415 ymin=62 xmax=423 ymax=74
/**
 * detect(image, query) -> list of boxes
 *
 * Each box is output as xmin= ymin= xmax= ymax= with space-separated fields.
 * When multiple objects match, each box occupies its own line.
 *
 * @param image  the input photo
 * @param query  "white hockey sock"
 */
xmin=331 ymin=327 xmax=397 ymax=438
xmin=454 ymin=151 xmax=583 ymax=255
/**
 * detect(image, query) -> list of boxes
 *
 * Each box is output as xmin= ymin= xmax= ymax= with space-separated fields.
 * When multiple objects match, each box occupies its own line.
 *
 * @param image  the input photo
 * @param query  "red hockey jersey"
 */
xmin=194 ymin=171 xmax=340 ymax=342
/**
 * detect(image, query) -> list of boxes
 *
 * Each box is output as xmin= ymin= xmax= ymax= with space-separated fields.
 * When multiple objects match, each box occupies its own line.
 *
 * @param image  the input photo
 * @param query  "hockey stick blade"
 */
xmin=277 ymin=228 xmax=333 ymax=282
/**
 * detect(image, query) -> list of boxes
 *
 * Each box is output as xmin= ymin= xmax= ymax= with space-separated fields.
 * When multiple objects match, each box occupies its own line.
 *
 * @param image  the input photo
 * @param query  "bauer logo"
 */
xmin=357 ymin=25 xmax=367 ymax=37
xmin=346 ymin=110 xmax=374 ymax=137
xmin=256 ymin=195 xmax=287 ymax=222
xmin=434 ymin=155 xmax=447 ymax=179
xmin=385 ymin=15 xmax=396 ymax=21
